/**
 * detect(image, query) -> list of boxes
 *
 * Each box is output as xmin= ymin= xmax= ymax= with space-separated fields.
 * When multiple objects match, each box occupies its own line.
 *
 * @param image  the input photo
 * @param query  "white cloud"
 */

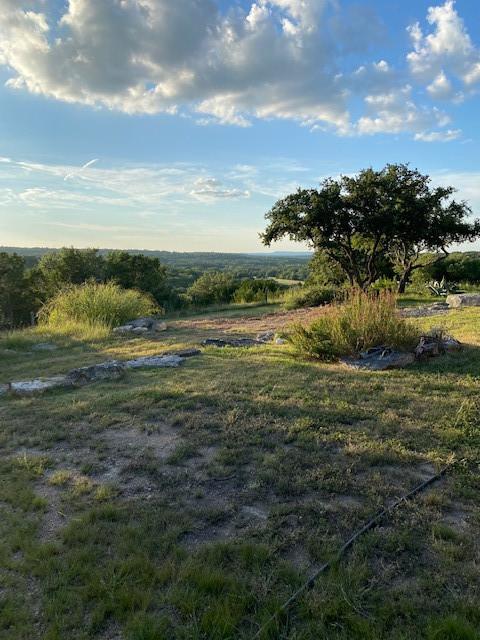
xmin=189 ymin=177 xmax=250 ymax=201
xmin=0 ymin=1 xmax=477 ymax=139
xmin=356 ymin=85 xmax=453 ymax=137
xmin=427 ymin=70 xmax=452 ymax=98
xmin=407 ymin=1 xmax=480 ymax=92
xmin=414 ymin=128 xmax=461 ymax=142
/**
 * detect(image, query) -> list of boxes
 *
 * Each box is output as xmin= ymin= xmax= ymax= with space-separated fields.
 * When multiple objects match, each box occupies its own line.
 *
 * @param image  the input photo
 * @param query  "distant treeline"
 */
xmin=2 ymin=246 xmax=480 ymax=329
xmin=0 ymin=247 xmax=302 ymax=328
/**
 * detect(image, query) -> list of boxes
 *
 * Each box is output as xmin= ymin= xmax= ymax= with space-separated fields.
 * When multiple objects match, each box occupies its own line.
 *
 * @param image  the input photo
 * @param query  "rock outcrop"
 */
xmin=446 ymin=293 xmax=480 ymax=308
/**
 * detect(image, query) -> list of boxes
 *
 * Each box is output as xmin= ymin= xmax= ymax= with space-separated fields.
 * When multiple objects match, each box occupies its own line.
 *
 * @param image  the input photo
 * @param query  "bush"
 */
xmin=288 ymin=290 xmax=418 ymax=360
xmin=38 ymin=281 xmax=158 ymax=329
xmin=283 ymin=285 xmax=336 ymax=310
xmin=233 ymin=279 xmax=281 ymax=303
xmin=186 ymin=272 xmax=237 ymax=306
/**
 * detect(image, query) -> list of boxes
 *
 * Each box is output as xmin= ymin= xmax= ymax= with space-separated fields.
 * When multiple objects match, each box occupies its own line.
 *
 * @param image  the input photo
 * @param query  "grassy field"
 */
xmin=0 ymin=301 xmax=479 ymax=639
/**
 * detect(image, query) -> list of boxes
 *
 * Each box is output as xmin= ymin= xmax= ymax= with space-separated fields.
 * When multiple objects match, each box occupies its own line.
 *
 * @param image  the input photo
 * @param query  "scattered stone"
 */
xmin=256 ymin=331 xmax=275 ymax=343
xmin=31 ymin=342 xmax=58 ymax=352
xmin=113 ymin=325 xmax=135 ymax=334
xmin=2 ymin=351 xmax=202 ymax=397
xmin=173 ymin=348 xmax=202 ymax=358
xmin=446 ymin=293 xmax=480 ymax=308
xmin=275 ymin=337 xmax=287 ymax=345
xmin=415 ymin=332 xmax=462 ymax=359
xmin=341 ymin=347 xmax=415 ymax=371
xmin=113 ymin=316 xmax=167 ymax=334
xmin=443 ymin=336 xmax=462 ymax=351
xmin=203 ymin=337 xmax=260 ymax=348
xmin=131 ymin=327 xmax=149 ymax=335
xmin=124 ymin=355 xmax=183 ymax=369
xmin=9 ymin=376 xmax=68 ymax=396
xmin=400 ymin=302 xmax=449 ymax=318
xmin=65 ymin=361 xmax=125 ymax=386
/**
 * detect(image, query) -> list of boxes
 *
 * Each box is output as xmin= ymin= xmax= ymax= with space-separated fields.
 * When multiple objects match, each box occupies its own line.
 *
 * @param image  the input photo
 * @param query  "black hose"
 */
xmin=253 ymin=461 xmax=453 ymax=639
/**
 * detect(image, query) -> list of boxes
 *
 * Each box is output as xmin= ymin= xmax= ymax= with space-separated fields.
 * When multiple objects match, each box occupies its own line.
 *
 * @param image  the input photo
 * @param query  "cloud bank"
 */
xmin=0 ymin=0 xmax=479 ymax=139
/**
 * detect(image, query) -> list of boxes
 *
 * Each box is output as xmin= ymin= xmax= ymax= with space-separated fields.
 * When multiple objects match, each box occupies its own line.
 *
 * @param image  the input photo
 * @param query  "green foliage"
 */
xmin=0 ymin=252 xmax=35 ymax=327
xmin=186 ymin=271 xmax=237 ymax=305
xmin=104 ymin=251 xmax=169 ymax=304
xmin=262 ymin=164 xmax=479 ymax=292
xmin=283 ymin=285 xmax=336 ymax=309
xmin=38 ymin=281 xmax=158 ymax=329
xmin=233 ymin=278 xmax=281 ymax=303
xmin=288 ymin=289 xmax=418 ymax=359
xmin=35 ymin=247 xmax=105 ymax=298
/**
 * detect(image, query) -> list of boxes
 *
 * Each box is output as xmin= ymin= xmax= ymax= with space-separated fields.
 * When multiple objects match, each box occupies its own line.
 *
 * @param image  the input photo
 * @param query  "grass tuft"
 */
xmin=288 ymin=289 xmax=418 ymax=359
xmin=38 ymin=281 xmax=158 ymax=332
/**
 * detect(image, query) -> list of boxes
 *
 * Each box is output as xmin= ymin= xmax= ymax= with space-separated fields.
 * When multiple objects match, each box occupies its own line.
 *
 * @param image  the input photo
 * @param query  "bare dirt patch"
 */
xmin=172 ymin=306 xmax=327 ymax=335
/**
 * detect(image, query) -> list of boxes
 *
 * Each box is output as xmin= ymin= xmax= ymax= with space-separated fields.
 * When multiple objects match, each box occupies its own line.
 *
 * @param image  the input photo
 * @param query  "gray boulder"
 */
xmin=65 ymin=361 xmax=125 ymax=386
xmin=446 ymin=293 xmax=480 ymax=308
xmin=341 ymin=347 xmax=415 ymax=371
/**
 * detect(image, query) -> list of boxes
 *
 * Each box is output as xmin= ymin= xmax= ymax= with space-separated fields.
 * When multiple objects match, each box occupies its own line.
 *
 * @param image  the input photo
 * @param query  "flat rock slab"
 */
xmin=446 ymin=293 xmax=480 ymax=308
xmin=341 ymin=348 xmax=415 ymax=371
xmin=8 ymin=376 xmax=70 ymax=396
xmin=66 ymin=362 xmax=126 ymax=386
xmin=113 ymin=316 xmax=168 ymax=334
xmin=124 ymin=355 xmax=183 ymax=368
xmin=31 ymin=342 xmax=59 ymax=352
xmin=2 ymin=351 xmax=201 ymax=397
xmin=400 ymin=303 xmax=449 ymax=318
xmin=203 ymin=337 xmax=260 ymax=348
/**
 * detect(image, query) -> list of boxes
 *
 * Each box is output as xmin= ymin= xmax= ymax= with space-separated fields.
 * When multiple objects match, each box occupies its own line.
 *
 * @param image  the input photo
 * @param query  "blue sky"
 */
xmin=0 ymin=0 xmax=479 ymax=252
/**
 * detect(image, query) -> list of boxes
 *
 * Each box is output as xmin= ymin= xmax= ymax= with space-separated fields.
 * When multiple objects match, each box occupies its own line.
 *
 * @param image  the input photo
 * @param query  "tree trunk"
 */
xmin=397 ymin=268 xmax=411 ymax=294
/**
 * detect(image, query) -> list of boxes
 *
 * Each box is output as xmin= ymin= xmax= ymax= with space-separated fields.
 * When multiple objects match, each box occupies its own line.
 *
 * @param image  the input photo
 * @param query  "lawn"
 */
xmin=0 ymin=303 xmax=479 ymax=639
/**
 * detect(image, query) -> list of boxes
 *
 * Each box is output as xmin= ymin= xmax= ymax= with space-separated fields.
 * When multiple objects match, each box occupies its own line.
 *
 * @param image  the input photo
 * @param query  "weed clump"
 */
xmin=38 ymin=281 xmax=158 ymax=331
xmin=288 ymin=289 xmax=418 ymax=360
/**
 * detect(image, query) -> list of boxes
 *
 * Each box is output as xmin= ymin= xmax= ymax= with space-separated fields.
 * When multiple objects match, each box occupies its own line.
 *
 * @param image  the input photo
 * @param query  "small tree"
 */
xmin=105 ymin=251 xmax=169 ymax=304
xmin=261 ymin=164 xmax=479 ymax=292
xmin=35 ymin=247 xmax=105 ymax=299
xmin=186 ymin=272 xmax=236 ymax=305
xmin=0 ymin=253 xmax=35 ymax=327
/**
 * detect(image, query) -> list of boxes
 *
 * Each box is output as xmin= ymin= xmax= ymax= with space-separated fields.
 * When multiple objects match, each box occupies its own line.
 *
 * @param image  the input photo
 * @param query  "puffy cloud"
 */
xmin=407 ymin=1 xmax=480 ymax=92
xmin=355 ymin=85 xmax=451 ymax=137
xmin=0 ymin=0 xmax=477 ymax=140
xmin=414 ymin=129 xmax=461 ymax=142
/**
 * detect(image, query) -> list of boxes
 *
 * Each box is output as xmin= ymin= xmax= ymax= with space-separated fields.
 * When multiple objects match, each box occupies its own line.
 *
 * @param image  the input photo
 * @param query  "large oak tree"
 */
xmin=261 ymin=164 xmax=479 ymax=292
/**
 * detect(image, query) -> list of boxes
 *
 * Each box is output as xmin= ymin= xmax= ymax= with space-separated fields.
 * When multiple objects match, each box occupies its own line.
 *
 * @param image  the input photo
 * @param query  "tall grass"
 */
xmin=38 ymin=282 xmax=158 ymax=330
xmin=288 ymin=289 xmax=418 ymax=360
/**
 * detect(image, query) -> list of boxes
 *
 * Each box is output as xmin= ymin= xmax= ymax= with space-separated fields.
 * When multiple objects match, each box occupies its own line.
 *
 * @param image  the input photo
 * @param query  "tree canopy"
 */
xmin=261 ymin=164 xmax=480 ymax=291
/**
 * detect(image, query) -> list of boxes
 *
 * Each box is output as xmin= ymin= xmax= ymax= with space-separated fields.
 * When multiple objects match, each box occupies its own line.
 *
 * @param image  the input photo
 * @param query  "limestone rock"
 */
xmin=9 ymin=376 xmax=68 ymax=395
xmin=341 ymin=347 xmax=415 ymax=371
xmin=203 ymin=337 xmax=259 ymax=348
xmin=256 ymin=331 xmax=275 ymax=343
xmin=124 ymin=355 xmax=183 ymax=368
xmin=154 ymin=322 xmax=168 ymax=332
xmin=32 ymin=342 xmax=58 ymax=352
xmin=65 ymin=361 xmax=125 ymax=386
xmin=446 ymin=293 xmax=480 ymax=308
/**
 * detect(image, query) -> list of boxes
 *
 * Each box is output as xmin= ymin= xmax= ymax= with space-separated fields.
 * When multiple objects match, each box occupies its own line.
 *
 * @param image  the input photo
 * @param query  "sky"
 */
xmin=0 ymin=0 xmax=480 ymax=253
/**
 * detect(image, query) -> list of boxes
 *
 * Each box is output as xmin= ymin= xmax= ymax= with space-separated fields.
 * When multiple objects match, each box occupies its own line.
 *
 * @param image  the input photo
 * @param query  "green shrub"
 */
xmin=233 ymin=278 xmax=281 ymax=303
xmin=283 ymin=285 xmax=336 ymax=310
xmin=288 ymin=289 xmax=418 ymax=360
xmin=38 ymin=281 xmax=158 ymax=329
xmin=186 ymin=272 xmax=237 ymax=305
